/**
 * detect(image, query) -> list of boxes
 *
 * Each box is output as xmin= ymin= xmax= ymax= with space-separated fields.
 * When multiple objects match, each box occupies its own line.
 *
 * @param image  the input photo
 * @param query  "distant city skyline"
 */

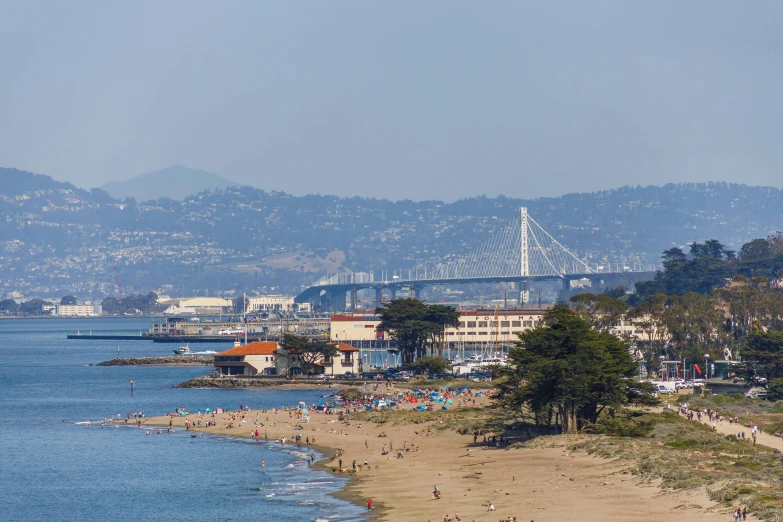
xmin=2 ymin=1 xmax=782 ymax=201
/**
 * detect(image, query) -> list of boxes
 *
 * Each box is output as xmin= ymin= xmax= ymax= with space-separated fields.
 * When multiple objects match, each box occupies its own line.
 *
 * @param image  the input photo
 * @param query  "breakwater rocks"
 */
xmin=95 ymin=356 xmax=214 ymax=366
xmin=174 ymin=377 xmax=280 ymax=389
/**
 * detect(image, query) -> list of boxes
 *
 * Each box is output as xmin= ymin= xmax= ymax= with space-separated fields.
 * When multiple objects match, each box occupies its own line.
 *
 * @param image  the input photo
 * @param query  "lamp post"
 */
xmin=704 ymin=354 xmax=709 ymax=380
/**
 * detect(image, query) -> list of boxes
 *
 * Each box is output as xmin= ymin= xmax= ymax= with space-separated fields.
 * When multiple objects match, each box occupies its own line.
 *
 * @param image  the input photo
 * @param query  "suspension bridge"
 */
xmin=295 ymin=208 xmax=654 ymax=310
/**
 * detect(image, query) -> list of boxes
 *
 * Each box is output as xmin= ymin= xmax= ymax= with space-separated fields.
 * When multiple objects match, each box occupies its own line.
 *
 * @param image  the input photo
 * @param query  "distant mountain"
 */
xmin=100 ymin=165 xmax=239 ymax=201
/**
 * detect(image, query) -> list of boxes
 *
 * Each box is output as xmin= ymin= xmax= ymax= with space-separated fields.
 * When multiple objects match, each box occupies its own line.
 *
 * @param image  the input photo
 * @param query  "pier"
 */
xmin=66 ymin=333 xmax=324 ymax=343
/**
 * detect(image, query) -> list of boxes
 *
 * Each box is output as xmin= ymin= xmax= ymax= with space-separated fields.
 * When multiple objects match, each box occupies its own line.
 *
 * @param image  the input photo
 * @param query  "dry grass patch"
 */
xmin=553 ymin=411 xmax=783 ymax=519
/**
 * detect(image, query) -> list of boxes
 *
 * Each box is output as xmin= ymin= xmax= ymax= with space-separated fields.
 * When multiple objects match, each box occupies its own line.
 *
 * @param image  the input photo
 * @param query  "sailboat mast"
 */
xmin=243 ymin=292 xmax=249 ymax=346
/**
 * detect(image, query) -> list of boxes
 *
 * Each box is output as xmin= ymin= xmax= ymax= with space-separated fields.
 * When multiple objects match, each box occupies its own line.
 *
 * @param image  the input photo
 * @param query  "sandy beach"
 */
xmin=134 ymin=386 xmax=744 ymax=522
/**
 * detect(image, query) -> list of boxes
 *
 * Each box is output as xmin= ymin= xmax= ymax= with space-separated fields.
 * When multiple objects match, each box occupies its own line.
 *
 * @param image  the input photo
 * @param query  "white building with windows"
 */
xmin=447 ymin=309 xmax=547 ymax=343
xmin=54 ymin=303 xmax=103 ymax=316
xmin=330 ymin=308 xmax=551 ymax=346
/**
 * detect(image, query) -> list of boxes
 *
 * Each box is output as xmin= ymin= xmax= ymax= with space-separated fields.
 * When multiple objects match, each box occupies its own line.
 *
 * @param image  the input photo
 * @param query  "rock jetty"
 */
xmin=174 ymin=377 xmax=279 ymax=388
xmin=95 ymin=356 xmax=213 ymax=366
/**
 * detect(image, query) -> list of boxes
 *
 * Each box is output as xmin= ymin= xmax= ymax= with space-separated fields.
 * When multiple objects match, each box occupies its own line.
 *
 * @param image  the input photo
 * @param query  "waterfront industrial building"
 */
xmin=149 ymin=316 xmax=329 ymax=337
xmin=161 ymin=297 xmax=234 ymax=315
xmin=247 ymin=295 xmax=310 ymax=313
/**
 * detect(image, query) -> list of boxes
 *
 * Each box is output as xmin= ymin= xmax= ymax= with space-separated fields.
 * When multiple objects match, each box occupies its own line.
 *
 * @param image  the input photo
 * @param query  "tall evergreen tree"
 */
xmin=376 ymin=298 xmax=459 ymax=364
xmin=500 ymin=304 xmax=636 ymax=434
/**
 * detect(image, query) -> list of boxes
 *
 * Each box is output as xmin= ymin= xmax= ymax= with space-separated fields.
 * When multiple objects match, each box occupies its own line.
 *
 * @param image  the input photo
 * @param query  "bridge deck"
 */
xmin=295 ymin=271 xmax=656 ymax=303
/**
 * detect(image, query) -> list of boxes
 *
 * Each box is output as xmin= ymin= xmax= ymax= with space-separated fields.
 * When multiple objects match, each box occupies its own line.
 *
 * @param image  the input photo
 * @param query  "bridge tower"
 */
xmin=519 ymin=207 xmax=530 ymax=304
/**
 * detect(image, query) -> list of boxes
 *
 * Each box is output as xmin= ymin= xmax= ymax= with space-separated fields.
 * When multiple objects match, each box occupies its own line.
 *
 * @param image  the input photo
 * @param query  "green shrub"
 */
xmin=767 ymin=379 xmax=783 ymax=402
xmin=664 ymin=439 xmax=702 ymax=449
xmin=584 ymin=410 xmax=659 ymax=437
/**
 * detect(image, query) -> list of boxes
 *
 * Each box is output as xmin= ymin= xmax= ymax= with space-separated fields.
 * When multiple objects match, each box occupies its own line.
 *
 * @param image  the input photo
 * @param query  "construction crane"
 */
xmin=113 ymin=259 xmax=123 ymax=298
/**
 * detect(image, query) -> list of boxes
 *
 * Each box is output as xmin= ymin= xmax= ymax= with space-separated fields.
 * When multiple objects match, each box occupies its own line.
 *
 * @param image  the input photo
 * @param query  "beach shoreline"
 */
xmin=127 ymin=388 xmax=742 ymax=522
xmin=121 ymin=411 xmax=383 ymax=520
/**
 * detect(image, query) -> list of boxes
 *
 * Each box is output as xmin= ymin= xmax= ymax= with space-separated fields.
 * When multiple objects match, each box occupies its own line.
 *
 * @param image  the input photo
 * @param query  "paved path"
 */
xmin=662 ymin=402 xmax=783 ymax=452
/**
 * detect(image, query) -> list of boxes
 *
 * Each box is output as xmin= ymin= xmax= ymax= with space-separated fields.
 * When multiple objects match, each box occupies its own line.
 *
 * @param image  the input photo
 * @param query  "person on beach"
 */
xmin=367 ymin=498 xmax=373 ymax=510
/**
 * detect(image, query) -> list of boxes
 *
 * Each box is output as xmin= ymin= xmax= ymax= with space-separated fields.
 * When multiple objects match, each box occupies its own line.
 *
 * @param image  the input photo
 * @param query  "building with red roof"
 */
xmin=213 ymin=341 xmax=360 ymax=377
xmin=213 ymin=341 xmax=279 ymax=376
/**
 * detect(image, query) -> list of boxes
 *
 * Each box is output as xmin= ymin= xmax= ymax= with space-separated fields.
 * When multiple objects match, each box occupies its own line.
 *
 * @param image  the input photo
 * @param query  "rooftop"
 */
xmin=214 ymin=341 xmax=278 ymax=357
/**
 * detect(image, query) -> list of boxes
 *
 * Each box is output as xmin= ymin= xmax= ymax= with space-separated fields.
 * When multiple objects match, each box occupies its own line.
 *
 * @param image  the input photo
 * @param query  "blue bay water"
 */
xmin=0 ymin=318 xmax=365 ymax=522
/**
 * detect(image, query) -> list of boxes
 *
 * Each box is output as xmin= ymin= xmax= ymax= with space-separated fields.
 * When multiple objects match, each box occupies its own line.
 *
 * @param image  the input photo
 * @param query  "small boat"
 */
xmin=173 ymin=344 xmax=191 ymax=355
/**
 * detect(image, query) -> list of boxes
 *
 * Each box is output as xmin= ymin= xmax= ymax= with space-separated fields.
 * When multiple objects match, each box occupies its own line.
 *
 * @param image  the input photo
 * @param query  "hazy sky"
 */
xmin=2 ymin=1 xmax=782 ymax=201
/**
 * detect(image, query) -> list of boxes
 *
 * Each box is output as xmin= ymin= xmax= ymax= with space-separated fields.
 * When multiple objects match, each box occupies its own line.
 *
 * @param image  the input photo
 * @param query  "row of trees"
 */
xmin=101 ymin=293 xmax=164 ymax=315
xmin=570 ymin=279 xmax=783 ymax=377
xmin=0 ymin=296 xmax=78 ymax=315
xmin=0 ymin=298 xmax=56 ymax=315
xmin=0 ymin=293 xmax=161 ymax=316
xmin=634 ymin=236 xmax=783 ymax=302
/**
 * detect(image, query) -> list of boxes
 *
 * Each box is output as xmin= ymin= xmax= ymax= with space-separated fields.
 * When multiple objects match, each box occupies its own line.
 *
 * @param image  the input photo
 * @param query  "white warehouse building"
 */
xmin=247 ymin=295 xmax=310 ymax=313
